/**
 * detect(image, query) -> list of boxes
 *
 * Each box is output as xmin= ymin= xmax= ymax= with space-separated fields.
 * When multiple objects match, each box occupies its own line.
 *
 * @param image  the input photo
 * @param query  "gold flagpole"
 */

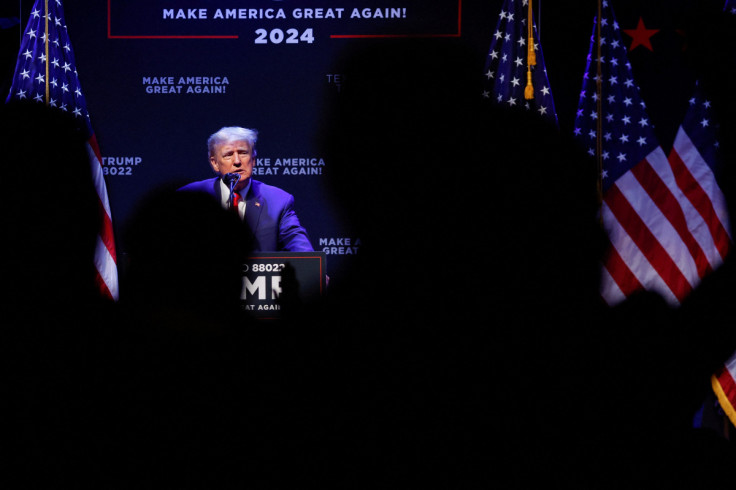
xmin=595 ymin=0 xmax=603 ymax=207
xmin=44 ymin=0 xmax=50 ymax=105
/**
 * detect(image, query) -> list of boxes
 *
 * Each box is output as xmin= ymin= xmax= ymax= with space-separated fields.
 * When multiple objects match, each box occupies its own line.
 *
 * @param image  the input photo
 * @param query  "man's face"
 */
xmin=209 ymin=139 xmax=255 ymax=191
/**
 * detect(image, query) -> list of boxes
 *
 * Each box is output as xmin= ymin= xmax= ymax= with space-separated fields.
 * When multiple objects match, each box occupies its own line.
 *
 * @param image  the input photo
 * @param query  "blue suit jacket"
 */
xmin=179 ymin=177 xmax=314 ymax=252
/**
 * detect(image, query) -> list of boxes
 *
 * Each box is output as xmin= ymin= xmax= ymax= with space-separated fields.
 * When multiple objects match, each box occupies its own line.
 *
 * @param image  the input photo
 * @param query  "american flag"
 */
xmin=715 ymin=352 xmax=736 ymax=433
xmin=712 ymin=355 xmax=736 ymax=430
xmin=481 ymin=0 xmax=557 ymax=125
xmin=6 ymin=0 xmax=119 ymax=301
xmin=574 ymin=1 xmax=730 ymax=306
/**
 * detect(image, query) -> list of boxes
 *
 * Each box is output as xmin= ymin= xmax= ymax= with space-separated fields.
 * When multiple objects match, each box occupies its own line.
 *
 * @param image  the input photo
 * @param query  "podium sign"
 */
xmin=241 ymin=252 xmax=326 ymax=319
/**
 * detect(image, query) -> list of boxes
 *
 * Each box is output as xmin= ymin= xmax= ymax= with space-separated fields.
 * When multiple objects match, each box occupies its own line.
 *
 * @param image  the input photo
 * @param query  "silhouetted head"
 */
xmin=121 ymin=187 xmax=252 ymax=320
xmin=0 ymin=101 xmax=100 ymax=306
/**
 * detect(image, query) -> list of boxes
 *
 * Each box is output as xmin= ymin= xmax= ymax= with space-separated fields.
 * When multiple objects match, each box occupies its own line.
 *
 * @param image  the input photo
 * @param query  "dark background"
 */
xmin=2 ymin=3 xmax=735 ymax=487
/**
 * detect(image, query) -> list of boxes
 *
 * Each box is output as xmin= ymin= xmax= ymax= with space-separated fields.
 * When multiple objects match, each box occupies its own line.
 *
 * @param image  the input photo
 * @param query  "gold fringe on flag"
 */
xmin=711 ymin=374 xmax=736 ymax=435
xmin=524 ymin=0 xmax=536 ymax=100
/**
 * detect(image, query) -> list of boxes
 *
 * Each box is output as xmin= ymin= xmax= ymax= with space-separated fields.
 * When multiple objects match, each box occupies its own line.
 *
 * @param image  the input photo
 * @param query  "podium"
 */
xmin=241 ymin=252 xmax=326 ymax=319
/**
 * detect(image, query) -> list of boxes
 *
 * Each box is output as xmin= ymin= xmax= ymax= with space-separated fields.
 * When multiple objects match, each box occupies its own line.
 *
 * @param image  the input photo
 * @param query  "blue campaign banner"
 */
xmin=1 ymin=0 xmax=730 ymax=286
xmin=49 ymin=0 xmax=469 ymax=283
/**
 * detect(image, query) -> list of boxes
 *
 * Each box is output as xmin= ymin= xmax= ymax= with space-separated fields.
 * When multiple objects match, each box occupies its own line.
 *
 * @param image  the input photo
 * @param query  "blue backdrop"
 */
xmin=1 ymin=0 xmax=732 ymax=284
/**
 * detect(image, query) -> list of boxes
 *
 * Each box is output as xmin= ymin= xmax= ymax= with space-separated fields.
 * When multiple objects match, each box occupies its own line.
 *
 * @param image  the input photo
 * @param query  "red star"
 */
xmin=623 ymin=17 xmax=659 ymax=52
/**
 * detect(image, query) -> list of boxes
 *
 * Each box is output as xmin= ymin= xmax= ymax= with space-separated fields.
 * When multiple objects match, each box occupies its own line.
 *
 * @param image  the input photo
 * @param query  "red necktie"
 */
xmin=231 ymin=193 xmax=241 ymax=212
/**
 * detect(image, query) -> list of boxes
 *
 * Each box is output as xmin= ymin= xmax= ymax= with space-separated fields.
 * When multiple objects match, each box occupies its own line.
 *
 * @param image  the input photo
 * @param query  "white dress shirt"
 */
xmin=218 ymin=178 xmax=249 ymax=220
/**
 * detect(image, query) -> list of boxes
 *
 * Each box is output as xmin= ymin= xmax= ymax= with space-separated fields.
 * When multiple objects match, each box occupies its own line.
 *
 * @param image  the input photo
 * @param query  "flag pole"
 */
xmin=538 ymin=0 xmax=542 ymax=39
xmin=595 ymin=0 xmax=603 ymax=207
xmin=524 ymin=0 xmax=536 ymax=100
xmin=44 ymin=0 xmax=50 ymax=105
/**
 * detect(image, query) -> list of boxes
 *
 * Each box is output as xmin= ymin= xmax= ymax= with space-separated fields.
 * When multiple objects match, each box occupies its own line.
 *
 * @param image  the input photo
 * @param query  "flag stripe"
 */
xmin=605 ymin=181 xmax=693 ymax=303
xmin=601 ymin=234 xmax=643 ymax=301
xmin=95 ymin=271 xmax=113 ymax=300
xmin=87 ymin=141 xmax=116 ymax=257
xmin=669 ymin=130 xmax=731 ymax=261
xmin=88 ymin=135 xmax=113 ymax=220
xmin=601 ymin=198 xmax=681 ymax=305
xmin=647 ymin=141 xmax=726 ymax=273
xmin=94 ymin=234 xmax=117 ymax=300
xmin=89 ymin=140 xmax=118 ymax=300
xmin=615 ymin=152 xmax=700 ymax=291
xmin=630 ymin=156 xmax=713 ymax=280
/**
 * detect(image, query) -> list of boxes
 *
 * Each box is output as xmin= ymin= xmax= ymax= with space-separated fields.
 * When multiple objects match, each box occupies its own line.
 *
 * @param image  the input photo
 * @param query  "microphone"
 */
xmin=222 ymin=173 xmax=241 ymax=208
xmin=222 ymin=172 xmax=241 ymax=187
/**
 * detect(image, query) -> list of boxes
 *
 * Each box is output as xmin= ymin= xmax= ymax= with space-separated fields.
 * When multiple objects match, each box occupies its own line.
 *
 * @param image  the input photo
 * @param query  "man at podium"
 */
xmin=180 ymin=126 xmax=314 ymax=252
